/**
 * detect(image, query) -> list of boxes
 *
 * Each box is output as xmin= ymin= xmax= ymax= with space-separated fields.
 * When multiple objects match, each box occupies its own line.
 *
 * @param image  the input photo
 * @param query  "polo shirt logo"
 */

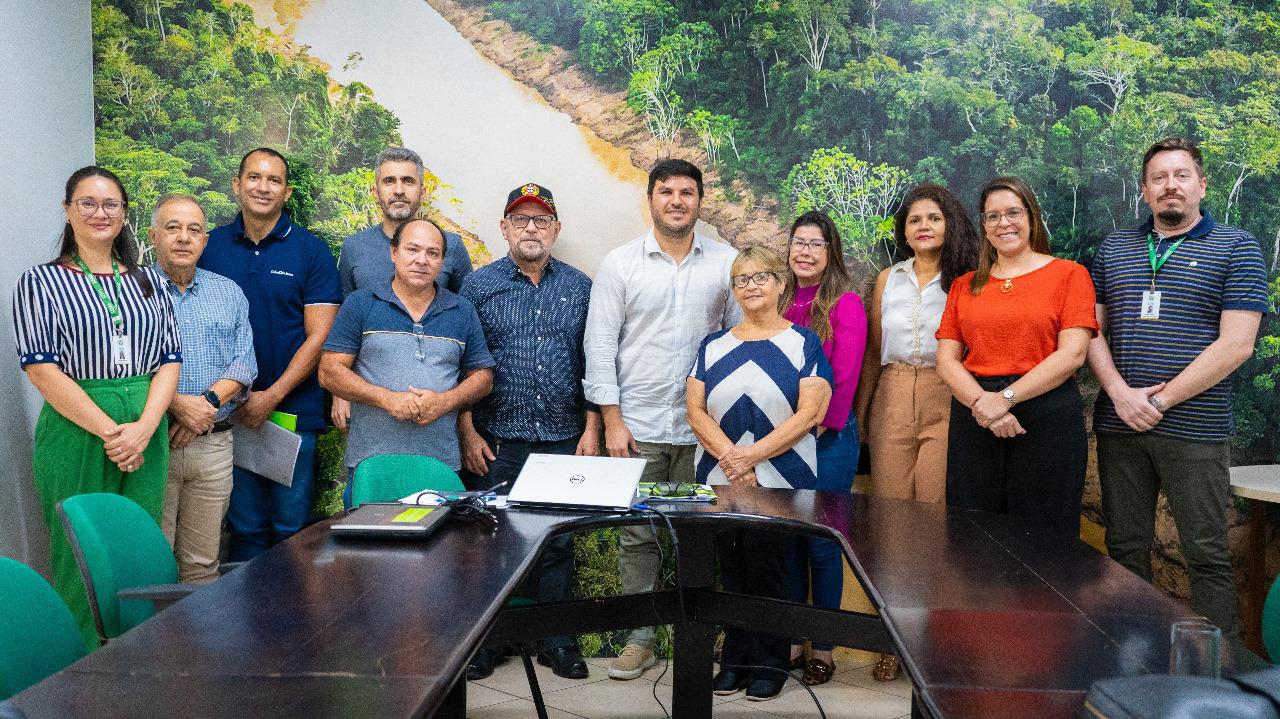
xmin=270 ymin=270 xmax=295 ymax=277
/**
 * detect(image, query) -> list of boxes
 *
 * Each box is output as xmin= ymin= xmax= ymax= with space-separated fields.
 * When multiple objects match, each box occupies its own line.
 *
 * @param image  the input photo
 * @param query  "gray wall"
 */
xmin=0 ymin=1 xmax=96 ymax=573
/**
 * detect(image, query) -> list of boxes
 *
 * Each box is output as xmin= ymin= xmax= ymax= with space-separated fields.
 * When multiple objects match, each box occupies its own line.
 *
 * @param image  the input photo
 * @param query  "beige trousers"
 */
xmin=868 ymin=364 xmax=950 ymax=503
xmin=162 ymin=430 xmax=234 ymax=584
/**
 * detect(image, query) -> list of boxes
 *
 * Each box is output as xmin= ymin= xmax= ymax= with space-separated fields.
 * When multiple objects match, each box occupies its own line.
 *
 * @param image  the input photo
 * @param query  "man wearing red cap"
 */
xmin=458 ymin=182 xmax=599 ymax=680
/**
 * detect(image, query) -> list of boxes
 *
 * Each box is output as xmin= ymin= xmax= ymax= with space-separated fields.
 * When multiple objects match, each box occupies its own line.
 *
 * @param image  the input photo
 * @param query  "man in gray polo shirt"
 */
xmin=333 ymin=146 xmax=473 ymax=431
xmin=320 ymin=218 xmax=493 ymax=493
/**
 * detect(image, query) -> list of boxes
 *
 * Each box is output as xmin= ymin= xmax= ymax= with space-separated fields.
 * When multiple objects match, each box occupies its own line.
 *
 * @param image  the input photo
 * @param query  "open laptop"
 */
xmin=330 ymin=503 xmax=452 ymax=539
xmin=506 ymin=454 xmax=646 ymax=512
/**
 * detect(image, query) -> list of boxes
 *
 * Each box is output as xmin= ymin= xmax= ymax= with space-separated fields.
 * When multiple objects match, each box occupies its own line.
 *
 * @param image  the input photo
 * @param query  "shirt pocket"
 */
xmin=193 ymin=318 xmax=236 ymax=369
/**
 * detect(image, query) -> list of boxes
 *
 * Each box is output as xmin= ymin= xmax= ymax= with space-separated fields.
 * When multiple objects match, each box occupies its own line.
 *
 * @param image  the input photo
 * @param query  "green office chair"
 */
xmin=349 ymin=454 xmax=547 ymax=714
xmin=57 ymin=494 xmax=192 ymax=645
xmin=350 ymin=454 xmax=464 ymax=508
xmin=1262 ymin=573 xmax=1280 ymax=662
xmin=0 ymin=558 xmax=87 ymax=700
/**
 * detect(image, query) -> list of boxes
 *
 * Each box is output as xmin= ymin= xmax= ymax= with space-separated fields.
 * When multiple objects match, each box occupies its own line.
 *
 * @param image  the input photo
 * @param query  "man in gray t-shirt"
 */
xmin=333 ymin=147 xmax=473 ymax=431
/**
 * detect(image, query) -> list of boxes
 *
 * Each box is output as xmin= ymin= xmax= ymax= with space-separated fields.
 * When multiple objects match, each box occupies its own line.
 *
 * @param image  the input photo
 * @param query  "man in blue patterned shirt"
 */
xmin=151 ymin=194 xmax=257 ymax=583
xmin=459 ymin=183 xmax=599 ymax=681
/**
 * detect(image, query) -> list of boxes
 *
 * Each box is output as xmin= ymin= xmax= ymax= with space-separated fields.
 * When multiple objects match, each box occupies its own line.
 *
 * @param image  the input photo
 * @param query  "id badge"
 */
xmin=112 ymin=333 xmax=132 ymax=367
xmin=1140 ymin=291 xmax=1161 ymax=320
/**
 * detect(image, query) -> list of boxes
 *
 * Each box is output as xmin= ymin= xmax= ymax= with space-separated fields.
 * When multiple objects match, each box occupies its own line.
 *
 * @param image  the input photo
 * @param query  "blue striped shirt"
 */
xmin=1091 ymin=213 xmax=1270 ymax=442
xmin=460 ymin=256 xmax=594 ymax=442
xmin=13 ymin=263 xmax=181 ymax=379
xmin=156 ymin=267 xmax=258 ymax=421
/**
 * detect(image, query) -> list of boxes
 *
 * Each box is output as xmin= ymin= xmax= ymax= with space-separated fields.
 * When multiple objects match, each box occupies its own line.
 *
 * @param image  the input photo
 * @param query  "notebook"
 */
xmin=330 ymin=502 xmax=452 ymax=539
xmin=506 ymin=454 xmax=646 ymax=511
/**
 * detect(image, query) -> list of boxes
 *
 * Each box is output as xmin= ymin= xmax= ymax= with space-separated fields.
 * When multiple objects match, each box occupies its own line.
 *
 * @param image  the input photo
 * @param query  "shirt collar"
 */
xmin=501 ymin=254 xmax=559 ymax=281
xmin=643 ymin=231 xmax=704 ymax=258
xmin=896 ymin=257 xmax=941 ymax=287
xmin=154 ymin=265 xmax=205 ymax=294
xmin=231 ymin=212 xmax=295 ymax=246
xmin=372 ymin=279 xmax=459 ymax=321
xmin=1139 ymin=211 xmax=1216 ymax=240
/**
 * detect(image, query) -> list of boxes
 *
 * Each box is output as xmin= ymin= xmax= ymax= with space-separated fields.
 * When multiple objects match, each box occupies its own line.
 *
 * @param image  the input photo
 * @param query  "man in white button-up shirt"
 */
xmin=583 ymin=159 xmax=742 ymax=679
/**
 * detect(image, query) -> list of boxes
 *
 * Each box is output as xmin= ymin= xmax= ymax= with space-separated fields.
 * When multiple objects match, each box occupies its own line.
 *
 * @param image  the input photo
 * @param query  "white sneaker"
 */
xmin=607 ymin=643 xmax=656 ymax=680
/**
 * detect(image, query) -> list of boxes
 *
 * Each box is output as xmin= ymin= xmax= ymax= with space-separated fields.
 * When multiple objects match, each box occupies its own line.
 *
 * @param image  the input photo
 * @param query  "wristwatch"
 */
xmin=202 ymin=390 xmax=222 ymax=409
xmin=1149 ymin=395 xmax=1166 ymax=411
xmin=1001 ymin=387 xmax=1017 ymax=406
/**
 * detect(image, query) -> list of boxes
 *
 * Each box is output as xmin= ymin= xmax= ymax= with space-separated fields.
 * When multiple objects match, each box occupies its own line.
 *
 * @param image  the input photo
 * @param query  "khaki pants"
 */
xmin=619 ymin=441 xmax=695 ymax=649
xmin=868 ymin=364 xmax=950 ymax=503
xmin=162 ymin=430 xmax=234 ymax=584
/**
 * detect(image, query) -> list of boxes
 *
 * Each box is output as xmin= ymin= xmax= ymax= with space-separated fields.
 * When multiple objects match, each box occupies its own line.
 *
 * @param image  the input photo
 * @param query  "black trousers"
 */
xmin=945 ymin=376 xmax=1086 ymax=536
xmin=464 ymin=435 xmax=579 ymax=652
xmin=716 ymin=527 xmax=795 ymax=679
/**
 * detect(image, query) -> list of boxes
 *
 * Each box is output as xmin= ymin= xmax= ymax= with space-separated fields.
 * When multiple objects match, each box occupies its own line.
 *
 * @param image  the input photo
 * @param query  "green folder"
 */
xmin=269 ymin=411 xmax=298 ymax=432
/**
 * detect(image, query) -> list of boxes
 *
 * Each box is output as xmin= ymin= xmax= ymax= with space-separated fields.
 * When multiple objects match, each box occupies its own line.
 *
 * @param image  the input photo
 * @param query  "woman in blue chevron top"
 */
xmin=687 ymin=245 xmax=833 ymax=702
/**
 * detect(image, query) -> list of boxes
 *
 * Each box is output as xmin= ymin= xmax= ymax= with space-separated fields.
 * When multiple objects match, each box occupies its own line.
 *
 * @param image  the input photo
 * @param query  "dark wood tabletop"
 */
xmin=8 ymin=487 xmax=1245 ymax=718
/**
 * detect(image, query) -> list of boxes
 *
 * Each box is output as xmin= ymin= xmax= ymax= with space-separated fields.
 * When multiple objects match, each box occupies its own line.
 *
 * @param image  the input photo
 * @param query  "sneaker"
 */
xmin=607 ymin=643 xmax=656 ymax=680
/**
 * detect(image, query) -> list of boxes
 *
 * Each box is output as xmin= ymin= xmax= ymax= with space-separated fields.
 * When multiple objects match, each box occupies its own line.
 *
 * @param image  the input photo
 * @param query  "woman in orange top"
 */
xmin=935 ymin=176 xmax=1097 ymax=534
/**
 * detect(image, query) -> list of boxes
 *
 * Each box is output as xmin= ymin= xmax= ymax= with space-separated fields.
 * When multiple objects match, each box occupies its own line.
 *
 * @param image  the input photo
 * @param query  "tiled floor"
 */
xmin=467 ymin=650 xmax=913 ymax=718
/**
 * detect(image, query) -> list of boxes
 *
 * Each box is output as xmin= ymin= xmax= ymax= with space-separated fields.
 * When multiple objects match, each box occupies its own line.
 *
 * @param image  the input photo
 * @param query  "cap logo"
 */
xmin=522 ymin=184 xmax=540 ymax=197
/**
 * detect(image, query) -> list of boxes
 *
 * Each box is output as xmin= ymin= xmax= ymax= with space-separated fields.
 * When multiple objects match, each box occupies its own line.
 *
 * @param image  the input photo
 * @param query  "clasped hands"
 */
xmin=102 ymin=422 xmax=150 ymax=473
xmin=718 ymin=446 xmax=758 ymax=486
xmin=970 ymin=391 xmax=1026 ymax=439
xmin=386 ymin=386 xmax=449 ymax=425
xmin=169 ymin=392 xmax=218 ymax=449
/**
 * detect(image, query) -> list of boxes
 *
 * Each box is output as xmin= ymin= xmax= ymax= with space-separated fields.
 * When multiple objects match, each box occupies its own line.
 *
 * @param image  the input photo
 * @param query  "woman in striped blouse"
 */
xmin=13 ymin=166 xmax=182 ymax=644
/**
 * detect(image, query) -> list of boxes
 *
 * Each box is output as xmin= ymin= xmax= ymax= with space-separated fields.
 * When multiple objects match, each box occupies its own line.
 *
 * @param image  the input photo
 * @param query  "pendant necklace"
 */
xmin=1000 ymin=277 xmax=1014 ymax=293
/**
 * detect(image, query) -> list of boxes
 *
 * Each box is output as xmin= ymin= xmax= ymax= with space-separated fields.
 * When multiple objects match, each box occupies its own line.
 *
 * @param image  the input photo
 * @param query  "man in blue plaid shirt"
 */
xmin=151 ymin=194 xmax=257 ymax=583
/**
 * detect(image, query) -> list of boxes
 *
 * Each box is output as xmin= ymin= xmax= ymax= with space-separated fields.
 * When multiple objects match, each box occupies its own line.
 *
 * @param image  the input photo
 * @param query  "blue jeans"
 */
xmin=227 ymin=430 xmax=318 ymax=562
xmin=791 ymin=418 xmax=859 ymax=650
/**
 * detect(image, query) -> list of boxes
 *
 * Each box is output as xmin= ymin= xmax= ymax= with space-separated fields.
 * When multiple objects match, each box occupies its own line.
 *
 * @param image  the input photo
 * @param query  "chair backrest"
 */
xmin=0 ymin=558 xmax=86 ymax=700
xmin=57 ymin=493 xmax=178 ymax=642
xmin=1263 ymin=573 xmax=1280 ymax=663
xmin=351 ymin=454 xmax=464 ymax=508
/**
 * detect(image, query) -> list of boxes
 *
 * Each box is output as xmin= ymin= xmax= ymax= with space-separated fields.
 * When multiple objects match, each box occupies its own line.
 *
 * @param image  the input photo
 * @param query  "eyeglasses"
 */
xmin=980 ymin=207 xmax=1026 ymax=226
xmin=72 ymin=198 xmax=125 ymax=218
xmin=789 ymin=238 xmax=828 ymax=252
xmin=412 ymin=322 xmax=426 ymax=362
xmin=731 ymin=271 xmax=778 ymax=288
xmin=507 ymin=214 xmax=555 ymax=229
xmin=650 ymin=482 xmax=697 ymax=498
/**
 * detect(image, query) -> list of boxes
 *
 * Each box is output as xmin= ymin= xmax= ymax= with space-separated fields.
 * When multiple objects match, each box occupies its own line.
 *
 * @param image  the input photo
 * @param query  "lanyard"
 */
xmin=1146 ymin=232 xmax=1185 ymax=289
xmin=72 ymin=254 xmax=126 ymax=334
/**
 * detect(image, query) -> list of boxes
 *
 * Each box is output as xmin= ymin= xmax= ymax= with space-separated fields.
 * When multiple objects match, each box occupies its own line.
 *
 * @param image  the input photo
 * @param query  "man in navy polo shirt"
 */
xmin=333 ymin=146 xmax=473 ymax=432
xmin=199 ymin=147 xmax=342 ymax=560
xmin=319 ymin=218 xmax=494 ymax=489
xmin=1088 ymin=137 xmax=1269 ymax=639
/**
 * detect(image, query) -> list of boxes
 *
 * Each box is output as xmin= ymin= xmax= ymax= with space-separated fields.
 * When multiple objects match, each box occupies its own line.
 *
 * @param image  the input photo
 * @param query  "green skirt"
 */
xmin=32 ymin=374 xmax=169 ymax=648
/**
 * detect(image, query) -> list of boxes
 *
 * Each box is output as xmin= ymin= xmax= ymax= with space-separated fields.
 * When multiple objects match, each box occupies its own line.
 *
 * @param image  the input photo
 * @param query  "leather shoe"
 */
xmin=745 ymin=677 xmax=785 ymax=701
xmin=537 ymin=647 xmax=589 ymax=679
xmin=712 ymin=668 xmax=751 ymax=695
xmin=467 ymin=647 xmax=507 ymax=681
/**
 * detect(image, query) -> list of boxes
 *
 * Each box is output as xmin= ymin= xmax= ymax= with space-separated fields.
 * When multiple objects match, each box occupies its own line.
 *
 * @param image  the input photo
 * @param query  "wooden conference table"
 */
xmin=8 ymin=488 xmax=1257 ymax=718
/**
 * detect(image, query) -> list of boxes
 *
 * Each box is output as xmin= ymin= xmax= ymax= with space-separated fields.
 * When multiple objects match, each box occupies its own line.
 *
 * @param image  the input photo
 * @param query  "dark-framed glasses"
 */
xmin=980 ymin=207 xmax=1026 ymax=226
xmin=651 ymin=482 xmax=697 ymax=498
xmin=507 ymin=214 xmax=555 ymax=229
xmin=73 ymin=198 xmax=125 ymax=218
xmin=789 ymin=238 xmax=828 ymax=252
xmin=731 ymin=271 xmax=777 ymax=289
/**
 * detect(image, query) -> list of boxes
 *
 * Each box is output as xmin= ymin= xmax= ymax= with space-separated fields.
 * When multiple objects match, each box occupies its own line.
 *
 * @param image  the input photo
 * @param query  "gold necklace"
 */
xmin=1000 ymin=277 xmax=1014 ymax=293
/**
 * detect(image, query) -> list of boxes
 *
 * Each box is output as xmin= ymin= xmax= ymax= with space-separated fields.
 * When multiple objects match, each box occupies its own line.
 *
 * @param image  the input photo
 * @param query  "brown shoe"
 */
xmin=803 ymin=657 xmax=835 ymax=685
xmin=872 ymin=654 xmax=900 ymax=682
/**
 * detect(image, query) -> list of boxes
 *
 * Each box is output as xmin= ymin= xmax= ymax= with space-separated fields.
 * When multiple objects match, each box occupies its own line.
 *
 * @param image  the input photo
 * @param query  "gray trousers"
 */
xmin=1097 ymin=431 xmax=1239 ymax=639
xmin=162 ymin=431 xmax=234 ymax=584
xmin=619 ymin=441 xmax=695 ymax=649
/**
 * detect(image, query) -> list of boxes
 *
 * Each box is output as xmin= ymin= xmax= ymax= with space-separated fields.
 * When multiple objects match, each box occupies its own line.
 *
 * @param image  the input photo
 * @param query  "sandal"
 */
xmin=803 ymin=657 xmax=835 ymax=685
xmin=872 ymin=654 xmax=900 ymax=682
